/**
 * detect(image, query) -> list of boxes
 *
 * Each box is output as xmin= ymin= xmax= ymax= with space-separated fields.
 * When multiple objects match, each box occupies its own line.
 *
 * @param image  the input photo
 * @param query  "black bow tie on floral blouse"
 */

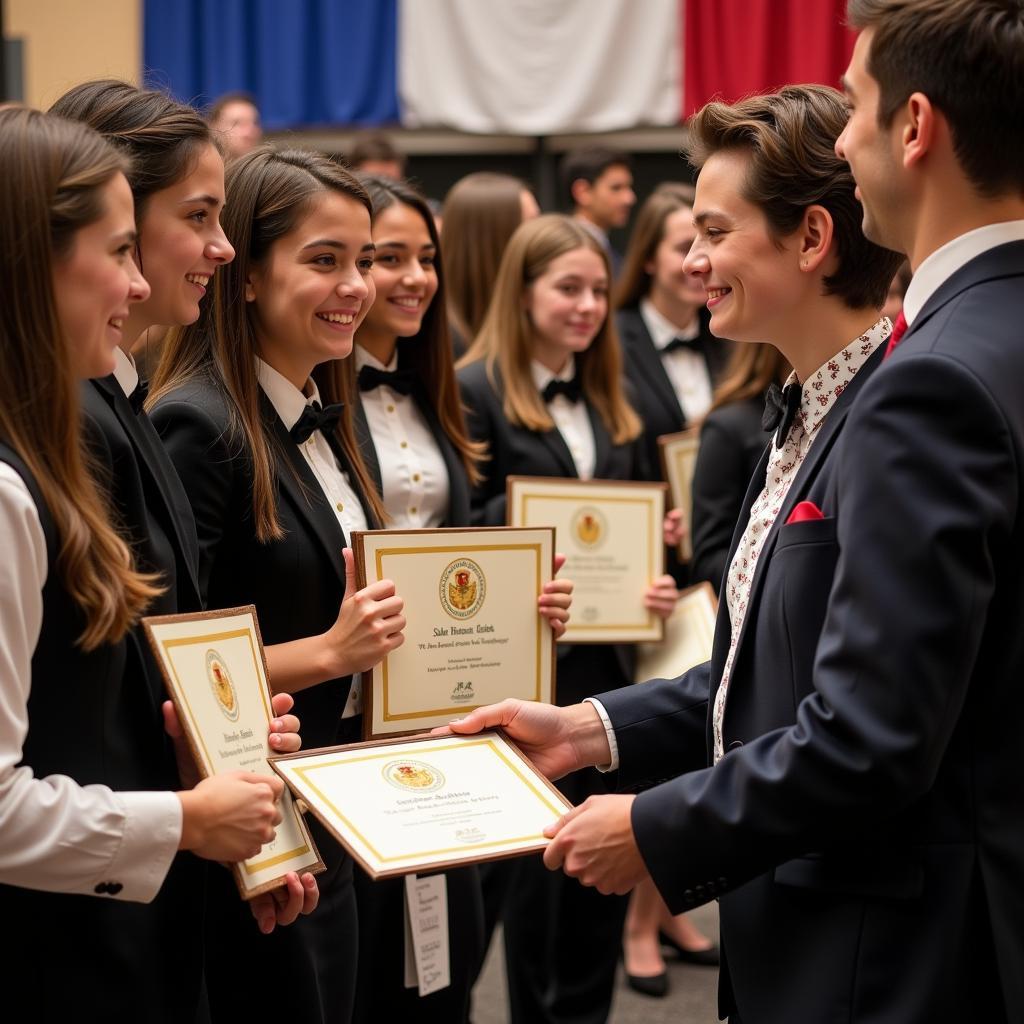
xmin=290 ymin=400 xmax=344 ymax=444
xmin=762 ymin=381 xmax=802 ymax=449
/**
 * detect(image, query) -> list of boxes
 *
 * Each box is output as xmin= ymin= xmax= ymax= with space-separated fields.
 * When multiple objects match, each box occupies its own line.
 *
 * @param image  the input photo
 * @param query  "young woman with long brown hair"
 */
xmin=457 ymin=213 xmax=679 ymax=1024
xmin=345 ymin=175 xmax=570 ymax=1023
xmin=441 ymin=170 xmax=540 ymax=356
xmin=0 ymin=106 xmax=285 ymax=1020
xmin=149 ymin=147 xmax=404 ymax=1024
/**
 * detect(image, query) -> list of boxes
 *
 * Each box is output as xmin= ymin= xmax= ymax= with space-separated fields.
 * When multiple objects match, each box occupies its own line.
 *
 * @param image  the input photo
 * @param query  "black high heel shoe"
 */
xmin=625 ymin=968 xmax=669 ymax=998
xmin=658 ymin=930 xmax=720 ymax=966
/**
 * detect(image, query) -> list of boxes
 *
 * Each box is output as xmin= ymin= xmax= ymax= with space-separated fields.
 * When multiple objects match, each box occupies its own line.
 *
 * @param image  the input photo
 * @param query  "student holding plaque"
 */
xmin=457 ymin=214 xmax=679 ymax=1024
xmin=0 ymin=108 xmax=290 ymax=1021
xmin=150 ymin=150 xmax=400 ymax=1024
xmin=347 ymin=175 xmax=572 ymax=1024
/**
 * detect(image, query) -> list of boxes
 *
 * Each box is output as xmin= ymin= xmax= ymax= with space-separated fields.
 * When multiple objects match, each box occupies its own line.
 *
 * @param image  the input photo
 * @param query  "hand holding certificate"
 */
xmin=635 ymin=582 xmax=718 ymax=682
xmin=271 ymin=731 xmax=572 ymax=879
xmin=507 ymin=476 xmax=667 ymax=643
xmin=144 ymin=606 xmax=324 ymax=899
xmin=658 ymin=429 xmax=702 ymax=562
xmin=352 ymin=527 xmax=556 ymax=738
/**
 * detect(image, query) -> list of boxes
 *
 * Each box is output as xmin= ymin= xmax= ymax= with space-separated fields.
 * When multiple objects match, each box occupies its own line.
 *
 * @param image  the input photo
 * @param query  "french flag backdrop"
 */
xmin=144 ymin=0 xmax=854 ymax=132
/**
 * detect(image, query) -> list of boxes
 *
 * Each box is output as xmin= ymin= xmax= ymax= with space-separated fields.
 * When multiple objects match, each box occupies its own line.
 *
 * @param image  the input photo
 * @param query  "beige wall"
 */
xmin=6 ymin=0 xmax=141 ymax=109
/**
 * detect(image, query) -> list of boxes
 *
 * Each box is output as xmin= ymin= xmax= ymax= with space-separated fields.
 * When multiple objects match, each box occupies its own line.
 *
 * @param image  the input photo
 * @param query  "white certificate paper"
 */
xmin=507 ymin=476 xmax=666 ymax=643
xmin=354 ymin=528 xmax=555 ymax=738
xmin=143 ymin=607 xmax=323 ymax=898
xmin=635 ymin=582 xmax=718 ymax=682
xmin=270 ymin=731 xmax=572 ymax=879
xmin=658 ymin=428 xmax=702 ymax=562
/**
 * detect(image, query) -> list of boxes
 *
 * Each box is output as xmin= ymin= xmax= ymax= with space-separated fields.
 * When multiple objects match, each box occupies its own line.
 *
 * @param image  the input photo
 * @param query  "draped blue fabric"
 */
xmin=143 ymin=0 xmax=399 ymax=128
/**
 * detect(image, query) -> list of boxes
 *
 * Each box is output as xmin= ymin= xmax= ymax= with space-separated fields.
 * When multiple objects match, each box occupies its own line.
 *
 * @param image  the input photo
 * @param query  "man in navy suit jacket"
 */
xmin=449 ymin=3 xmax=1024 ymax=1021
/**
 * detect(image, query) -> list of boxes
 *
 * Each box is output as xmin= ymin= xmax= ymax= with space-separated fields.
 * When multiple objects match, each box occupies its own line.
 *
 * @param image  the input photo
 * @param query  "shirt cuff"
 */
xmin=583 ymin=698 xmax=619 ymax=773
xmin=100 ymin=790 xmax=183 ymax=903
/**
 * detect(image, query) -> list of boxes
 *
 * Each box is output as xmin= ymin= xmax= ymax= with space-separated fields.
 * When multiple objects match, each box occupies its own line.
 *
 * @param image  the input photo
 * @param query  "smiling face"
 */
xmin=524 ymin=245 xmax=609 ymax=372
xmin=835 ymin=30 xmax=905 ymax=252
xmin=683 ymin=150 xmax=807 ymax=345
xmin=128 ymin=142 xmax=234 ymax=339
xmin=246 ymin=190 xmax=375 ymax=387
xmin=358 ymin=201 xmax=438 ymax=354
xmin=646 ymin=206 xmax=707 ymax=316
xmin=577 ymin=164 xmax=636 ymax=231
xmin=52 ymin=172 xmax=152 ymax=378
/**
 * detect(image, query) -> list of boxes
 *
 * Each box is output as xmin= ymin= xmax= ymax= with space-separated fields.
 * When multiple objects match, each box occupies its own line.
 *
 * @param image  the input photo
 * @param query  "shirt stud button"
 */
xmin=336 ymin=502 xmax=344 ymax=512
xmin=387 ymin=404 xmax=395 ymax=412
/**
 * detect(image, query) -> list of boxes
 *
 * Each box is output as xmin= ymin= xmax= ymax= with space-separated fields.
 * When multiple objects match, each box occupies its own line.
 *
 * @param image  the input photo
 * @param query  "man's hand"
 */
xmin=543 ymin=794 xmax=647 ymax=894
xmin=664 ymin=507 xmax=687 ymax=549
xmin=250 ymin=871 xmax=319 ymax=934
xmin=437 ymin=699 xmax=611 ymax=781
xmin=644 ymin=574 xmax=681 ymax=620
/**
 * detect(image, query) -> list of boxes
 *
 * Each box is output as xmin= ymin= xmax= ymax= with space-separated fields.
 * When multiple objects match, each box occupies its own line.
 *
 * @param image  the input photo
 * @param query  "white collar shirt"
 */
xmin=903 ymin=220 xmax=1024 ymax=326
xmin=639 ymin=297 xmax=712 ymax=422
xmin=531 ymin=355 xmax=596 ymax=480
xmin=354 ymin=346 xmax=449 ymax=528
xmin=711 ymin=317 xmax=891 ymax=762
xmin=111 ymin=346 xmax=140 ymax=399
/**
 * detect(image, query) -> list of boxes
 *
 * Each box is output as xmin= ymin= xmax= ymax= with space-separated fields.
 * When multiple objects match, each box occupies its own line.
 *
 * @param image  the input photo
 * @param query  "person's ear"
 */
xmin=571 ymin=178 xmax=592 ymax=209
xmin=797 ymin=205 xmax=834 ymax=274
xmin=902 ymin=92 xmax=935 ymax=169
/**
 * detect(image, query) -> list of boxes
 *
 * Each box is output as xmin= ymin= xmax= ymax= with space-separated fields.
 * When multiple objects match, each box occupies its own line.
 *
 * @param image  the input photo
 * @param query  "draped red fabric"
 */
xmin=682 ymin=0 xmax=856 ymax=118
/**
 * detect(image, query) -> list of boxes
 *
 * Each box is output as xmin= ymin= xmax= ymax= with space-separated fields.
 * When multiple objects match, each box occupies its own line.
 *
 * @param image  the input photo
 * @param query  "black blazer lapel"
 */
xmin=586 ymin=400 xmax=613 ymax=479
xmin=90 ymin=376 xmax=202 ymax=607
xmin=261 ymin=395 xmax=348 ymax=586
xmin=620 ymin=309 xmax=686 ymax=424
xmin=351 ymin=394 xmax=383 ymax=497
xmin=538 ymin=425 xmax=580 ymax=478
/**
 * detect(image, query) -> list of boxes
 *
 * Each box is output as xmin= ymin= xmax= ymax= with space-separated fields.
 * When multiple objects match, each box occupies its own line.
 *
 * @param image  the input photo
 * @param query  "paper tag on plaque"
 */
xmin=403 ymin=874 xmax=450 ymax=996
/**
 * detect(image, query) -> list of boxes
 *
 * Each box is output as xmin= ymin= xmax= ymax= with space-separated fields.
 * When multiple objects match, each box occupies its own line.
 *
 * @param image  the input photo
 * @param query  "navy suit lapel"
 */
xmin=261 ymin=394 xmax=348 ymax=586
xmin=726 ymin=342 xmax=887 ymax=693
xmin=621 ymin=310 xmax=685 ymax=425
xmin=90 ymin=375 xmax=202 ymax=607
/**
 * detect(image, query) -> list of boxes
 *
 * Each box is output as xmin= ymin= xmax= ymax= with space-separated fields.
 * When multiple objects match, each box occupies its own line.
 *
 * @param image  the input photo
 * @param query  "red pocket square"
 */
xmin=787 ymin=501 xmax=824 ymax=524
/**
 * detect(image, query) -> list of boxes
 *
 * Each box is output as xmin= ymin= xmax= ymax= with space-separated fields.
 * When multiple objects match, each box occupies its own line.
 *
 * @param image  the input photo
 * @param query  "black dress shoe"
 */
xmin=659 ymin=931 xmax=720 ymax=966
xmin=625 ymin=969 xmax=669 ymax=998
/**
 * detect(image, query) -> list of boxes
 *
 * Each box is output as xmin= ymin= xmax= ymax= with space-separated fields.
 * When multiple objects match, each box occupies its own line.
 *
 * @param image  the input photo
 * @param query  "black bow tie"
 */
xmin=290 ymin=400 xmax=343 ymax=444
xmin=662 ymin=335 xmax=703 ymax=356
xmin=128 ymin=378 xmax=149 ymax=415
xmin=541 ymin=376 xmax=582 ymax=404
xmin=358 ymin=364 xmax=416 ymax=396
xmin=762 ymin=381 xmax=802 ymax=449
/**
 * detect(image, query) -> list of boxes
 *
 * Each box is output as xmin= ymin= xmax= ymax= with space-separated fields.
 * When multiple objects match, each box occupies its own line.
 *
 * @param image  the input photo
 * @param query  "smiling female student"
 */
xmin=0 ymin=106 xmax=286 ymax=1021
xmin=149 ymin=147 xmax=404 ymax=1024
xmin=346 ymin=175 xmax=571 ymax=1023
xmin=457 ymin=213 xmax=679 ymax=1024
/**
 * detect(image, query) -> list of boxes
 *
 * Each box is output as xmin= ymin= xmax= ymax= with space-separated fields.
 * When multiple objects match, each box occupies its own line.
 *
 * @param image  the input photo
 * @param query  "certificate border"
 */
xmin=657 ymin=428 xmax=702 ymax=563
xmin=269 ymin=730 xmax=573 ymax=880
xmin=142 ymin=605 xmax=325 ymax=899
xmin=505 ymin=476 xmax=667 ymax=643
xmin=634 ymin=581 xmax=719 ymax=684
xmin=352 ymin=527 xmax=557 ymax=740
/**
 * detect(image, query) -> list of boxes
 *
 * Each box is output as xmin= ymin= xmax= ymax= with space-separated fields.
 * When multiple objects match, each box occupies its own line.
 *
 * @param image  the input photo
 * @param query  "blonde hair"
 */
xmin=150 ymin=147 xmax=386 ymax=538
xmin=0 ymin=107 xmax=162 ymax=649
xmin=459 ymin=214 xmax=641 ymax=445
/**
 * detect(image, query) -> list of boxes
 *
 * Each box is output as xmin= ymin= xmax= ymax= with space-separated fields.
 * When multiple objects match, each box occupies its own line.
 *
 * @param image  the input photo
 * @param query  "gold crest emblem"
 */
xmin=206 ymin=650 xmax=239 ymax=721
xmin=439 ymin=558 xmax=486 ymax=619
xmin=572 ymin=506 xmax=607 ymax=549
xmin=383 ymin=759 xmax=445 ymax=793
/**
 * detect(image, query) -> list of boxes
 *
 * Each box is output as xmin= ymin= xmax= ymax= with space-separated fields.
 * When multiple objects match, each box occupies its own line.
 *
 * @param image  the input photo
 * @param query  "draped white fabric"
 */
xmin=398 ymin=0 xmax=681 ymax=134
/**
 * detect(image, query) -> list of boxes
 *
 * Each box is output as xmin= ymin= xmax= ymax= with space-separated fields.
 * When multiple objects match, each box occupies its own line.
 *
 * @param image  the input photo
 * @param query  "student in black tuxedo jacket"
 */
xmin=0 ymin=108 xmax=286 ymax=1022
xmin=444 ymin=80 xmax=1007 ymax=1023
xmin=150 ymin=149 xmax=404 ymax=1024
xmin=342 ymin=176 xmax=572 ymax=1023
xmin=457 ymin=214 xmax=679 ymax=1024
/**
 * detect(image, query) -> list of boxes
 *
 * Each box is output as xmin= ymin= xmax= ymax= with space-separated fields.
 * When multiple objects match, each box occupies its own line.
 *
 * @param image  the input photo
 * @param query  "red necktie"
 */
xmin=883 ymin=311 xmax=908 ymax=360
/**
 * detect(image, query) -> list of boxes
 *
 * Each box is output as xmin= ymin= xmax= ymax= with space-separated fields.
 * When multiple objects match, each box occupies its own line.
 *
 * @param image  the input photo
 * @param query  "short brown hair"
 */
xmin=346 ymin=131 xmax=406 ymax=175
xmin=560 ymin=146 xmax=632 ymax=209
xmin=686 ymin=84 xmax=903 ymax=309
xmin=848 ymin=0 xmax=1024 ymax=198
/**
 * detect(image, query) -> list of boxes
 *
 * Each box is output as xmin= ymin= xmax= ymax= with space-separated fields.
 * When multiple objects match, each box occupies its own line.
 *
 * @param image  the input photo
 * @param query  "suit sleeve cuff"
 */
xmin=583 ymin=698 xmax=619 ymax=772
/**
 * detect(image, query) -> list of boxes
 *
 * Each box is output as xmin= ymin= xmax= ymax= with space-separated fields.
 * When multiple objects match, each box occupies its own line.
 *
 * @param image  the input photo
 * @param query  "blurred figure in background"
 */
xmin=208 ymin=91 xmax=262 ymax=160
xmin=881 ymin=259 xmax=912 ymax=320
xmin=442 ymin=171 xmax=541 ymax=356
xmin=561 ymin=144 xmax=636 ymax=277
xmin=690 ymin=343 xmax=790 ymax=591
xmin=347 ymin=130 xmax=406 ymax=180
